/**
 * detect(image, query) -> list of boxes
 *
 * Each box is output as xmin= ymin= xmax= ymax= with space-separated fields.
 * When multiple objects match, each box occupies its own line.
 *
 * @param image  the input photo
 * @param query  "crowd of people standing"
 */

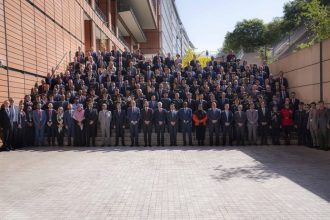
xmin=0 ymin=47 xmax=329 ymax=151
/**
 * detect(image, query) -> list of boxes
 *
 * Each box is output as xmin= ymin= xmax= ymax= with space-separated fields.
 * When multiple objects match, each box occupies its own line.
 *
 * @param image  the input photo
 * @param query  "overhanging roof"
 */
xmin=118 ymin=9 xmax=147 ymax=43
xmin=127 ymin=0 xmax=157 ymax=29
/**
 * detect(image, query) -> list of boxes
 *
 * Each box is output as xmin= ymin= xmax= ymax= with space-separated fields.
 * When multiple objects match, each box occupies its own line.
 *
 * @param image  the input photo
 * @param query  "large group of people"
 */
xmin=0 ymin=47 xmax=329 ymax=151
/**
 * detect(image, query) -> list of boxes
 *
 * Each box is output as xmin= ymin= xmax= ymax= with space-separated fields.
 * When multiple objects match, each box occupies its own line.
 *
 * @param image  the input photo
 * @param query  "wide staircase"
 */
xmin=49 ymin=126 xmax=299 ymax=147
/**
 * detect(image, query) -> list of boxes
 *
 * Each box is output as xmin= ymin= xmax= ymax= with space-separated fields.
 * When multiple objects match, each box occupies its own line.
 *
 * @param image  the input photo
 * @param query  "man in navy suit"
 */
xmin=221 ymin=103 xmax=234 ymax=146
xmin=113 ymin=102 xmax=126 ymax=146
xmin=84 ymin=102 xmax=98 ymax=146
xmin=64 ymin=103 xmax=75 ymax=146
xmin=154 ymin=102 xmax=167 ymax=146
xmin=207 ymin=101 xmax=221 ymax=146
xmin=167 ymin=103 xmax=179 ymax=146
xmin=179 ymin=102 xmax=193 ymax=146
xmin=141 ymin=101 xmax=153 ymax=147
xmin=0 ymin=100 xmax=13 ymax=151
xmin=45 ymin=103 xmax=56 ymax=146
xmin=127 ymin=100 xmax=140 ymax=146
xmin=33 ymin=103 xmax=47 ymax=146
xmin=258 ymin=101 xmax=270 ymax=145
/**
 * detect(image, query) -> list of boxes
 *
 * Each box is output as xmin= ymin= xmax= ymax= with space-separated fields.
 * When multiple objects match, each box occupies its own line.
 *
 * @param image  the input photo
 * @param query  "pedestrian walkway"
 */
xmin=0 ymin=145 xmax=329 ymax=219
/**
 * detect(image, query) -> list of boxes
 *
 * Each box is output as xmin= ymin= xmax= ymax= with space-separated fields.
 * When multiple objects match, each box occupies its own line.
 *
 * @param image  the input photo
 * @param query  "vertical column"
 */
xmin=91 ymin=22 xmax=96 ymax=51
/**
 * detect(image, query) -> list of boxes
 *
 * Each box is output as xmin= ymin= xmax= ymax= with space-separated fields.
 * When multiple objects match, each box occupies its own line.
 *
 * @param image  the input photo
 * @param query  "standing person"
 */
xmin=64 ymin=104 xmax=75 ymax=146
xmin=307 ymin=102 xmax=319 ymax=148
xmin=73 ymin=104 xmax=85 ymax=146
xmin=246 ymin=103 xmax=258 ymax=145
xmin=25 ymin=106 xmax=35 ymax=147
xmin=234 ymin=105 xmax=247 ymax=146
xmin=167 ymin=103 xmax=178 ymax=146
xmin=270 ymin=105 xmax=281 ymax=145
xmin=258 ymin=101 xmax=270 ymax=145
xmin=127 ymin=100 xmax=140 ymax=147
xmin=56 ymin=107 xmax=65 ymax=146
xmin=0 ymin=100 xmax=13 ymax=151
xmin=302 ymin=104 xmax=312 ymax=147
xmin=220 ymin=103 xmax=234 ymax=146
xmin=8 ymin=98 xmax=19 ymax=148
xmin=281 ymin=103 xmax=294 ymax=145
xmin=33 ymin=103 xmax=47 ymax=146
xmin=294 ymin=102 xmax=306 ymax=146
xmin=207 ymin=102 xmax=221 ymax=146
xmin=141 ymin=101 xmax=153 ymax=147
xmin=192 ymin=104 xmax=208 ymax=146
xmin=85 ymin=102 xmax=98 ymax=146
xmin=16 ymin=102 xmax=27 ymax=148
xmin=45 ymin=103 xmax=56 ymax=146
xmin=154 ymin=102 xmax=167 ymax=146
xmin=98 ymin=103 xmax=112 ymax=146
xmin=179 ymin=102 xmax=193 ymax=146
xmin=317 ymin=101 xmax=329 ymax=151
xmin=113 ymin=102 xmax=126 ymax=146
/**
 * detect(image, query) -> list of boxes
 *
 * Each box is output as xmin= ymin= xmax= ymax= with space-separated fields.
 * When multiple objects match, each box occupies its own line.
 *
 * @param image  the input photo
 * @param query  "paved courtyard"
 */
xmin=0 ymin=145 xmax=330 ymax=220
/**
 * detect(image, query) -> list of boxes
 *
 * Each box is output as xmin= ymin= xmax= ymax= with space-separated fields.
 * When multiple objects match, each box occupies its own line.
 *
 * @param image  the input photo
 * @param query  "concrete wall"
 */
xmin=269 ymin=38 xmax=330 ymax=105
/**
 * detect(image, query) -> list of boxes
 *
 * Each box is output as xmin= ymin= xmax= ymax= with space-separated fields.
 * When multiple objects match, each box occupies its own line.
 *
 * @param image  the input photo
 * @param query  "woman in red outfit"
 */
xmin=280 ymin=103 xmax=294 ymax=145
xmin=192 ymin=104 xmax=208 ymax=146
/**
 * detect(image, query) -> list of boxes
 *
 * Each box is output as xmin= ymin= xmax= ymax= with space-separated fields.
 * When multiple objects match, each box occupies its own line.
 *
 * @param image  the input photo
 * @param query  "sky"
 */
xmin=175 ymin=0 xmax=291 ymax=53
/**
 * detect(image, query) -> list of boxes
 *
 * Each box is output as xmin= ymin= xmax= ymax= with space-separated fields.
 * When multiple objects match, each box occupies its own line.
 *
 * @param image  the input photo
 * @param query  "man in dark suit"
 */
xmin=154 ymin=102 xmax=167 ymax=146
xmin=84 ymin=102 xmax=98 ymax=146
xmin=0 ymin=100 xmax=13 ymax=151
xmin=167 ymin=103 xmax=179 ymax=146
xmin=220 ymin=103 xmax=234 ymax=146
xmin=64 ymin=103 xmax=75 ymax=146
xmin=33 ymin=103 xmax=47 ymax=146
xmin=294 ymin=102 xmax=306 ymax=146
xmin=258 ymin=101 xmax=270 ymax=145
xmin=207 ymin=102 xmax=221 ymax=146
xmin=127 ymin=100 xmax=140 ymax=146
xmin=161 ymin=91 xmax=172 ymax=111
xmin=290 ymin=92 xmax=300 ymax=112
xmin=45 ymin=103 xmax=56 ymax=146
xmin=234 ymin=105 xmax=247 ymax=146
xmin=141 ymin=101 xmax=153 ymax=147
xmin=25 ymin=105 xmax=35 ymax=147
xmin=16 ymin=102 xmax=27 ymax=148
xmin=179 ymin=102 xmax=193 ymax=146
xmin=113 ymin=102 xmax=126 ymax=146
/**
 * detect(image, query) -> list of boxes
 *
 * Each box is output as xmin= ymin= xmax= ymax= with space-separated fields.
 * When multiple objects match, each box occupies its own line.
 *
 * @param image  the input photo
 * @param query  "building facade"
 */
xmin=139 ymin=0 xmax=193 ymax=57
xmin=0 ymin=0 xmax=191 ymax=103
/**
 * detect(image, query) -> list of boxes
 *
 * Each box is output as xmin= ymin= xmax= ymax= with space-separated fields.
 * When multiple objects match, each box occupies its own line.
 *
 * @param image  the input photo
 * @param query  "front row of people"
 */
xmin=1 ymin=99 xmax=329 ymax=150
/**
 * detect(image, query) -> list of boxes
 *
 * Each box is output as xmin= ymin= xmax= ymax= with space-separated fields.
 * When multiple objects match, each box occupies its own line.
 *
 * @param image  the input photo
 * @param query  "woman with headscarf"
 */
xmin=192 ymin=104 xmax=208 ymax=146
xmin=73 ymin=104 xmax=85 ymax=146
xmin=56 ymin=107 xmax=65 ymax=146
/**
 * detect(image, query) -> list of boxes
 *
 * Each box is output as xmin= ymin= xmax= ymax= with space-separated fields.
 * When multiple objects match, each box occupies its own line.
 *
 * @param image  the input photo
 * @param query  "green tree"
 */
xmin=264 ymin=17 xmax=287 ymax=46
xmin=221 ymin=19 xmax=266 ymax=52
xmin=302 ymin=0 xmax=330 ymax=44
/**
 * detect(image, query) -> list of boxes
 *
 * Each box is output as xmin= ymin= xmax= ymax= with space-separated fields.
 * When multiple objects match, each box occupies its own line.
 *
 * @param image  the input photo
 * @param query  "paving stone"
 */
xmin=0 ymin=145 xmax=329 ymax=219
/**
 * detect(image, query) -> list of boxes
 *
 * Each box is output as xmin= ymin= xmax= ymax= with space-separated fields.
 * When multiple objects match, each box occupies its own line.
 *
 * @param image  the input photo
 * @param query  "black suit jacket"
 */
xmin=113 ymin=110 xmax=126 ymax=127
xmin=220 ymin=111 xmax=234 ymax=128
xmin=258 ymin=108 xmax=270 ymax=125
xmin=141 ymin=108 xmax=154 ymax=126
xmin=0 ymin=108 xmax=12 ymax=129
xmin=84 ymin=108 xmax=98 ymax=125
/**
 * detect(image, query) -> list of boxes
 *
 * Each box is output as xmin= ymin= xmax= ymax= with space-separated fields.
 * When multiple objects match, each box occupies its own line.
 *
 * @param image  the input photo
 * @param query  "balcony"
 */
xmin=118 ymin=0 xmax=157 ymax=30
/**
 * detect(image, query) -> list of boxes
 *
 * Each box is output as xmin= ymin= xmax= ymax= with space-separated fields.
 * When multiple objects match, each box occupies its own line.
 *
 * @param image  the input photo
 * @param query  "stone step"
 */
xmin=44 ymin=130 xmax=298 ymax=146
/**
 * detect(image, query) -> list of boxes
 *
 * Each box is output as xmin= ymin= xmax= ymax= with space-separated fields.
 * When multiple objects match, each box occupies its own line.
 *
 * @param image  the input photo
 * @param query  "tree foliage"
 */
xmin=221 ymin=0 xmax=330 ymax=53
xmin=222 ymin=19 xmax=266 ymax=53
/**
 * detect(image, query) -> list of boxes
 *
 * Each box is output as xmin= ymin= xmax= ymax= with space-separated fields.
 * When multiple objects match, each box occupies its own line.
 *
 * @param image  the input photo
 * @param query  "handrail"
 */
xmin=53 ymin=51 xmax=70 ymax=74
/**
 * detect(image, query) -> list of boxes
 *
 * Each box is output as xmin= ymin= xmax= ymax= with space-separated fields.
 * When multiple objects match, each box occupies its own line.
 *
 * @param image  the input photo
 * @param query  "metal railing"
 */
xmin=95 ymin=4 xmax=109 ymax=27
xmin=53 ymin=51 xmax=71 ymax=74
